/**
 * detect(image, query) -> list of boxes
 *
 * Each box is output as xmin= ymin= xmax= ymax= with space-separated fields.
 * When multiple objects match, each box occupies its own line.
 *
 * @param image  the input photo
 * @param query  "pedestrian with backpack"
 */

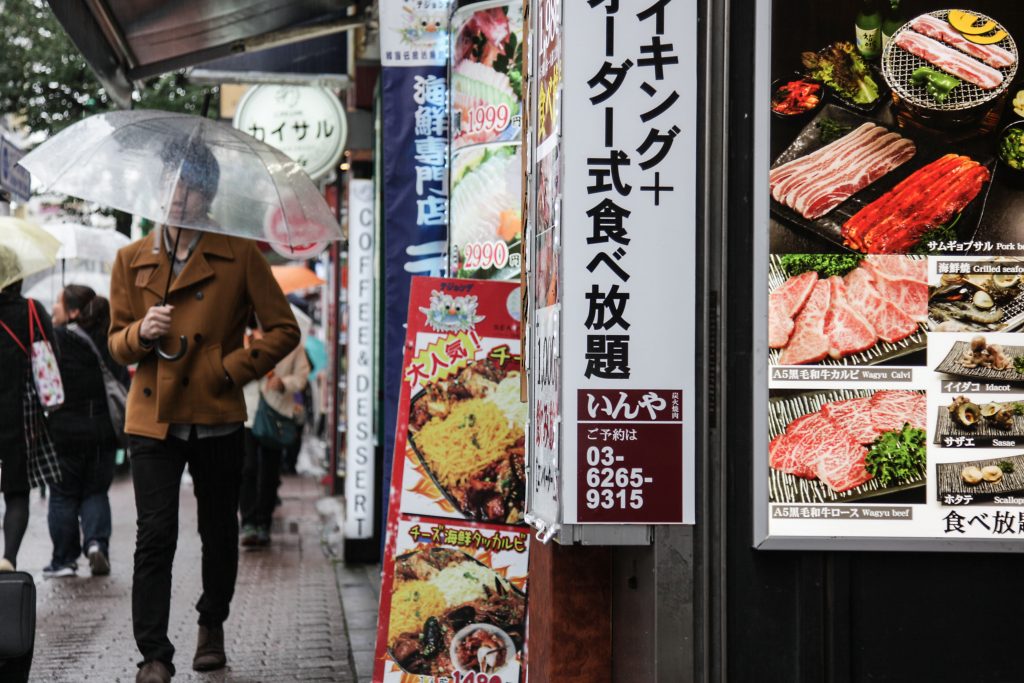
xmin=45 ymin=284 xmax=130 ymax=578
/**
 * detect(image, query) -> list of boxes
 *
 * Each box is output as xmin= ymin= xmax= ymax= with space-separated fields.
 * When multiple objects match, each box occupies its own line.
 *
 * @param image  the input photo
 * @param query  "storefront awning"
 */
xmin=46 ymin=0 xmax=364 ymax=108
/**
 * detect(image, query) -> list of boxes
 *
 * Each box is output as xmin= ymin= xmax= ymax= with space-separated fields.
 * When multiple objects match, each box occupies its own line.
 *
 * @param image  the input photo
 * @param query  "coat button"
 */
xmin=182 ymin=377 xmax=190 ymax=387
xmin=251 ymin=349 xmax=260 ymax=358
xmin=194 ymin=333 xmax=203 ymax=343
xmin=143 ymin=388 xmax=152 ymax=397
xmin=195 ymin=291 xmax=204 ymax=300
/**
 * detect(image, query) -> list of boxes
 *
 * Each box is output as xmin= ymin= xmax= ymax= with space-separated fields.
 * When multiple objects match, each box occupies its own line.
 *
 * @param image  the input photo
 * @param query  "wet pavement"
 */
xmin=11 ymin=463 xmax=378 ymax=682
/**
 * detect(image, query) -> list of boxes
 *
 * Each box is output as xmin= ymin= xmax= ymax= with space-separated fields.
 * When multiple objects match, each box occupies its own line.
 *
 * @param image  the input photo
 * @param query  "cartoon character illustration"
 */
xmin=401 ymin=4 xmax=447 ymax=45
xmin=420 ymin=291 xmax=485 ymax=332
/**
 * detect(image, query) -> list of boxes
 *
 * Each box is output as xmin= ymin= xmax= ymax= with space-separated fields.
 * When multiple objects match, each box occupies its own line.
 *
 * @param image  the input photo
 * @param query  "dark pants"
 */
xmin=48 ymin=444 xmax=116 ymax=567
xmin=239 ymin=429 xmax=282 ymax=529
xmin=129 ymin=429 xmax=243 ymax=673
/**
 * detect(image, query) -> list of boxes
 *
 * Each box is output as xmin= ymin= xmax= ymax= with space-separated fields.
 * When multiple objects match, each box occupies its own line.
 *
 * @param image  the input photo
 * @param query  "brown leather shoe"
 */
xmin=193 ymin=624 xmax=227 ymax=671
xmin=136 ymin=660 xmax=171 ymax=683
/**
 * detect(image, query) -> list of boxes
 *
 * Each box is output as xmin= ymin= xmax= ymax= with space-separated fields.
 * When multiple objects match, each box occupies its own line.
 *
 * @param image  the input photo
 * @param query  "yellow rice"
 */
xmin=415 ymin=398 xmax=518 ymax=488
xmin=389 ymin=580 xmax=446 ymax=643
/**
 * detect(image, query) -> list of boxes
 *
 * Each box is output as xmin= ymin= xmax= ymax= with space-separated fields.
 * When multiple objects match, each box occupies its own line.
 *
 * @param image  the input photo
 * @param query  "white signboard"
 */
xmin=560 ymin=0 xmax=697 ymax=524
xmin=233 ymin=85 xmax=347 ymax=181
xmin=344 ymin=178 xmax=376 ymax=539
xmin=379 ymin=0 xmax=451 ymax=67
xmin=2 ymin=137 xmax=31 ymax=201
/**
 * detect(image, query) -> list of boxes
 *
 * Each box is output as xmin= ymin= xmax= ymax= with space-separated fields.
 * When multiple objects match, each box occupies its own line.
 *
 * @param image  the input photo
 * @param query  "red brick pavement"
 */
xmin=15 ymin=471 xmax=358 ymax=682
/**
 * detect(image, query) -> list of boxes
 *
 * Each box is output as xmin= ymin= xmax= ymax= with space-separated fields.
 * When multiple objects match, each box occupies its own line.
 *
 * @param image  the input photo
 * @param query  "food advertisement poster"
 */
xmin=448 ymin=1 xmax=525 ymax=282
xmin=557 ymin=0 xmax=697 ymax=524
xmin=374 ymin=277 xmax=530 ymax=682
xmin=525 ymin=0 xmax=563 ymax=534
xmin=380 ymin=0 xmax=452 ymax=536
xmin=761 ymin=1 xmax=1024 ymax=548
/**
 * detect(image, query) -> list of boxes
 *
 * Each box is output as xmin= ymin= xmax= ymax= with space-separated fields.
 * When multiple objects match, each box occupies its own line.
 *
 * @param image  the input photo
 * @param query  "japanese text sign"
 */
xmin=558 ymin=0 xmax=697 ymax=525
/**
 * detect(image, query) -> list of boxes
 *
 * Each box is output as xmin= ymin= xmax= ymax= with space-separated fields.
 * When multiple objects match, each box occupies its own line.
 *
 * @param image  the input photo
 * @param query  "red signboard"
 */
xmin=576 ymin=389 xmax=684 ymax=523
xmin=374 ymin=277 xmax=530 ymax=683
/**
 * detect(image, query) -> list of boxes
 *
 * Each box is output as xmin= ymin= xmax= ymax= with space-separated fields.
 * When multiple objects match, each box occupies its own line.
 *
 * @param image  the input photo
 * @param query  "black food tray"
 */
xmin=934 ymin=341 xmax=1024 ymax=386
xmin=936 ymin=452 xmax=1024 ymax=504
xmin=769 ymin=255 xmax=927 ymax=367
xmin=934 ymin=405 xmax=1024 ymax=448
xmin=770 ymin=104 xmax=995 ymax=253
xmin=769 ymin=389 xmax=926 ymax=504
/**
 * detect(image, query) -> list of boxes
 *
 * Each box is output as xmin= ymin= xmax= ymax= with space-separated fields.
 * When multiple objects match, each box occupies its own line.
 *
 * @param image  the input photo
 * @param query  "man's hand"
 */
xmin=266 ymin=375 xmax=285 ymax=392
xmin=140 ymin=305 xmax=174 ymax=342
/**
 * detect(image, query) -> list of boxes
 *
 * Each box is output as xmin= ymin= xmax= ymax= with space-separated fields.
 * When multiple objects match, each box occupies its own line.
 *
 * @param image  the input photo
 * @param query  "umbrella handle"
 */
xmin=157 ymin=335 xmax=188 ymax=361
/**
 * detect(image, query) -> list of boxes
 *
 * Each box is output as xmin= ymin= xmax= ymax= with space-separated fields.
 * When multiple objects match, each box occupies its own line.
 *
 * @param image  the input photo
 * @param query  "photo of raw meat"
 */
xmin=769 ymin=254 xmax=927 ymax=366
xmin=769 ymin=389 xmax=927 ymax=503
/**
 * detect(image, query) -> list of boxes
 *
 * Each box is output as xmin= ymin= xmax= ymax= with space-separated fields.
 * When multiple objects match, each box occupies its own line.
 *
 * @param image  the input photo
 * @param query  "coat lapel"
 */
xmin=168 ymin=232 xmax=235 ymax=294
xmin=128 ymin=232 xmax=170 ymax=300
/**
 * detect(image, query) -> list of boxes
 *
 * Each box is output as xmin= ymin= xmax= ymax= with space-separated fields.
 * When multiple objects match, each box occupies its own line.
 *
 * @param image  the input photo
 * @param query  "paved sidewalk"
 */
xmin=15 ymin=470 xmax=361 ymax=682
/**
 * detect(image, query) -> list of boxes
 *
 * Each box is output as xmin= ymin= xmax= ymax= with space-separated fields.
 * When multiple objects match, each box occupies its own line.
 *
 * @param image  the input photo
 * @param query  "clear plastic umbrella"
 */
xmin=42 ymin=222 xmax=130 ymax=263
xmin=19 ymin=110 xmax=342 ymax=248
xmin=0 ymin=217 xmax=62 ymax=291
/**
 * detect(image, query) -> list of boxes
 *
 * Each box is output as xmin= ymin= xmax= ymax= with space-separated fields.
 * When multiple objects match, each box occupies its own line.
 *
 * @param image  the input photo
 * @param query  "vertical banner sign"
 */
xmin=561 ymin=0 xmax=697 ymax=524
xmin=761 ymin=4 xmax=1024 ymax=549
xmin=374 ymin=277 xmax=530 ymax=682
xmin=345 ymin=178 xmax=376 ymax=539
xmin=526 ymin=0 xmax=564 ymax=534
xmin=380 ymin=0 xmax=452 ymax=533
xmin=448 ymin=1 xmax=526 ymax=281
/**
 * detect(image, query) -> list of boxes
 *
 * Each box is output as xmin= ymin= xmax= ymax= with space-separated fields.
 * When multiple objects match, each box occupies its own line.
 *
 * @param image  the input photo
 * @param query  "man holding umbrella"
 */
xmin=106 ymin=142 xmax=298 ymax=683
xmin=21 ymin=109 xmax=342 ymax=683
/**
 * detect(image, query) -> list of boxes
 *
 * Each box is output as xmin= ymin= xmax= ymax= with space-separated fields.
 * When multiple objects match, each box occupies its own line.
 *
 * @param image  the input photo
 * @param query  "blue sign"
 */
xmin=380 ymin=64 xmax=449 ymax=535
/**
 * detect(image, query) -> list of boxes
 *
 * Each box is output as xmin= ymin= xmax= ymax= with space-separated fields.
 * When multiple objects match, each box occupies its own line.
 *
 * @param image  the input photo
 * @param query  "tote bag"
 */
xmin=0 ymin=300 xmax=64 ymax=410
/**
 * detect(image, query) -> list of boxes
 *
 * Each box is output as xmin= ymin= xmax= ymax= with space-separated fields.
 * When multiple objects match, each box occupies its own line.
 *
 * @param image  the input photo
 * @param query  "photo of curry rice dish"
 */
xmin=929 ymin=269 xmax=1024 ymax=332
xmin=388 ymin=548 xmax=525 ymax=676
xmin=409 ymin=360 xmax=527 ymax=524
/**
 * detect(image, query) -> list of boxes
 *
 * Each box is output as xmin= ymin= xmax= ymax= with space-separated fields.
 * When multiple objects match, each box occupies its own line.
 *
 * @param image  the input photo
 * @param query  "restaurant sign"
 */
xmin=233 ymin=85 xmax=347 ymax=181
xmin=528 ymin=0 xmax=698 ymax=527
xmin=756 ymin=2 xmax=1024 ymax=550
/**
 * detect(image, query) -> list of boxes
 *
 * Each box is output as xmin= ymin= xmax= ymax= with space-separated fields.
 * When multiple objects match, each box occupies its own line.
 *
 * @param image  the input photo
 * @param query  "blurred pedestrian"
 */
xmin=108 ymin=143 xmax=299 ymax=683
xmin=45 ymin=285 xmax=129 ymax=578
xmin=240 ymin=337 xmax=310 ymax=547
xmin=0 ymin=274 xmax=61 ymax=573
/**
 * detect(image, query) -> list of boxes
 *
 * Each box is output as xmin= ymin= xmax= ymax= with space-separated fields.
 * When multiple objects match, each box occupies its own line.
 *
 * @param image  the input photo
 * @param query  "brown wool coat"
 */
xmin=108 ymin=230 xmax=299 ymax=439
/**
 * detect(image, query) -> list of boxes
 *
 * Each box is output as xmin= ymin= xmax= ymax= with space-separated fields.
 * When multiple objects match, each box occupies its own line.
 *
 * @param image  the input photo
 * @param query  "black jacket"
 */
xmin=0 ymin=293 xmax=57 ymax=459
xmin=49 ymin=322 xmax=129 ymax=448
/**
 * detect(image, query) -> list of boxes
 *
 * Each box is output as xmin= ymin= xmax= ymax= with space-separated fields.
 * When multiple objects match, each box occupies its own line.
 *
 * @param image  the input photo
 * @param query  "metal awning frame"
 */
xmin=48 ymin=1 xmax=366 ymax=108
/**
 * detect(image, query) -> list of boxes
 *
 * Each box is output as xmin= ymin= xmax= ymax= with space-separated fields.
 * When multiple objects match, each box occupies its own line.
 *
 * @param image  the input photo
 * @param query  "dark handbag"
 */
xmin=66 ymin=325 xmax=129 ymax=448
xmin=252 ymin=396 xmax=298 ymax=449
xmin=0 ymin=571 xmax=36 ymax=661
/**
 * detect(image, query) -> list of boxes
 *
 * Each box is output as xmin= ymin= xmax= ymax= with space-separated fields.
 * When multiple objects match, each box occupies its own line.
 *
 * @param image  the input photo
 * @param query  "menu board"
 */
xmin=375 ymin=277 xmax=530 ymax=682
xmin=759 ymin=2 xmax=1024 ymax=549
xmin=448 ymin=1 xmax=525 ymax=281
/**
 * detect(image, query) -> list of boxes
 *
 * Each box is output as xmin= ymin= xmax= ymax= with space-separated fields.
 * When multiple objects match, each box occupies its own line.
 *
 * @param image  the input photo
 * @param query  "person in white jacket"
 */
xmin=239 ymin=329 xmax=310 ymax=547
